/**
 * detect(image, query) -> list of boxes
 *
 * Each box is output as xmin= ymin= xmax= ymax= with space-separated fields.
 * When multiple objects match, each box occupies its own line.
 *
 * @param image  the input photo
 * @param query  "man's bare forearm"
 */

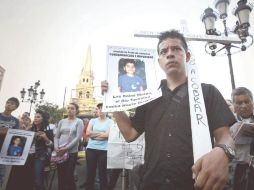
xmin=214 ymin=126 xmax=234 ymax=148
xmin=113 ymin=111 xmax=139 ymax=142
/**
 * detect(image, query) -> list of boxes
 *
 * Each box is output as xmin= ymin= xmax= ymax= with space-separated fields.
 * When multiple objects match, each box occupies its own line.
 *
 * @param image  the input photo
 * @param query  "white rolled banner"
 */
xmin=187 ymin=59 xmax=212 ymax=162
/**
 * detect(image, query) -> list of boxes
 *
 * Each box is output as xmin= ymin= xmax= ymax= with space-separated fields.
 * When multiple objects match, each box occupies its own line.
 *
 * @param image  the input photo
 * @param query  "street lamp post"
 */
xmin=201 ymin=0 xmax=253 ymax=89
xmin=20 ymin=80 xmax=46 ymax=115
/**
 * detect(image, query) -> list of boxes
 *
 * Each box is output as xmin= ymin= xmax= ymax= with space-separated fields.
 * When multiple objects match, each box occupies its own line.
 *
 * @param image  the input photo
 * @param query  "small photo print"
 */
xmin=7 ymin=135 xmax=26 ymax=157
xmin=118 ymin=58 xmax=147 ymax=93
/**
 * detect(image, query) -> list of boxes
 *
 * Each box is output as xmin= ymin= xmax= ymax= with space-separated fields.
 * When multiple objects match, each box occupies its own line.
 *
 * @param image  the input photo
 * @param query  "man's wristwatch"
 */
xmin=215 ymin=144 xmax=235 ymax=161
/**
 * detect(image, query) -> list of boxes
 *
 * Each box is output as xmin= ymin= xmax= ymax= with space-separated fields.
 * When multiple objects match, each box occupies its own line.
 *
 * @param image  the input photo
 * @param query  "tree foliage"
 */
xmin=35 ymin=102 xmax=66 ymax=124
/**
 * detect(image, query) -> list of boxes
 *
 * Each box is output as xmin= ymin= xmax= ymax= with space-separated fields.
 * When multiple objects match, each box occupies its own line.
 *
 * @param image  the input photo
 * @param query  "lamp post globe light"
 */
xmin=201 ymin=0 xmax=253 ymax=89
xmin=20 ymin=80 xmax=46 ymax=115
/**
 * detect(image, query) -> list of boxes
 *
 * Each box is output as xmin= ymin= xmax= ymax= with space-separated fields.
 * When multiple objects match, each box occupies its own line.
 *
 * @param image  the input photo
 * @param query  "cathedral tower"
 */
xmin=71 ymin=45 xmax=97 ymax=116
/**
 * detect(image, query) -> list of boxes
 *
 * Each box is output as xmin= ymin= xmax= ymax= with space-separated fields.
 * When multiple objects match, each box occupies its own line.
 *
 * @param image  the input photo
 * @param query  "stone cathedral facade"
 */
xmin=71 ymin=46 xmax=97 ymax=116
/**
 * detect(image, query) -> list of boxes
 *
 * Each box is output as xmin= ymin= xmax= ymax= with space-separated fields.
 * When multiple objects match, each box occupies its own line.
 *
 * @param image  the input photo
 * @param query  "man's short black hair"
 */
xmin=231 ymin=87 xmax=253 ymax=102
xmin=97 ymin=103 xmax=103 ymax=109
xmin=157 ymin=30 xmax=188 ymax=54
xmin=7 ymin=97 xmax=20 ymax=108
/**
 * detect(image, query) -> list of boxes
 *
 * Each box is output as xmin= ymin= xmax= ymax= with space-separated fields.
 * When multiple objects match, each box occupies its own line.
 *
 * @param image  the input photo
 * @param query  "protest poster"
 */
xmin=107 ymin=124 xmax=145 ymax=170
xmin=0 ymin=129 xmax=35 ymax=165
xmin=103 ymin=46 xmax=161 ymax=112
xmin=233 ymin=122 xmax=254 ymax=140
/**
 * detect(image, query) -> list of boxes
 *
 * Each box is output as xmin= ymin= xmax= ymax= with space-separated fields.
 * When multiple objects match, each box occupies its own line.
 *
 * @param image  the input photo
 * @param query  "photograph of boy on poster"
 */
xmin=118 ymin=58 xmax=147 ymax=93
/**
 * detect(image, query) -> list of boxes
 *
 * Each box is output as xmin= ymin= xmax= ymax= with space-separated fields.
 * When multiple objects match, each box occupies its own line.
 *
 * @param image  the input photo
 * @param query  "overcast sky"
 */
xmin=0 ymin=0 xmax=253 ymax=117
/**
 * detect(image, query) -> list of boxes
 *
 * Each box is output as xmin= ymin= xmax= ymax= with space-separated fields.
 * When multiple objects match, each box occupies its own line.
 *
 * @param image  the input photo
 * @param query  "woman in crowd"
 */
xmin=20 ymin=112 xmax=32 ymax=130
xmin=54 ymin=103 xmax=83 ymax=190
xmin=7 ymin=110 xmax=54 ymax=190
xmin=85 ymin=103 xmax=114 ymax=190
xmin=31 ymin=110 xmax=54 ymax=190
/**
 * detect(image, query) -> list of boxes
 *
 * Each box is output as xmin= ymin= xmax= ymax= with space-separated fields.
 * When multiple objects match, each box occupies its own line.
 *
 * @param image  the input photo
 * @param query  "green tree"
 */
xmin=35 ymin=102 xmax=66 ymax=124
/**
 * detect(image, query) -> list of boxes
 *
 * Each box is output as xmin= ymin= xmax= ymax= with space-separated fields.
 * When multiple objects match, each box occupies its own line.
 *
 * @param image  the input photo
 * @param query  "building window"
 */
xmin=79 ymin=91 xmax=83 ymax=98
xmin=86 ymin=91 xmax=90 ymax=98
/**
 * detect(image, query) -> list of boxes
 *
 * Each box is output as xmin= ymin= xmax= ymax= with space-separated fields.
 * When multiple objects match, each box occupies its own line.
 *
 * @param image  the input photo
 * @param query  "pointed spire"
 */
xmin=79 ymin=45 xmax=93 ymax=85
xmin=85 ymin=44 xmax=92 ymax=77
xmin=72 ymin=45 xmax=97 ymax=115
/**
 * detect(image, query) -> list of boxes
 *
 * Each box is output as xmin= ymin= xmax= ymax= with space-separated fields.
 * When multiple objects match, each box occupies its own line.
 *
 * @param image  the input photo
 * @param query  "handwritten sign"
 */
xmin=107 ymin=124 xmax=145 ymax=169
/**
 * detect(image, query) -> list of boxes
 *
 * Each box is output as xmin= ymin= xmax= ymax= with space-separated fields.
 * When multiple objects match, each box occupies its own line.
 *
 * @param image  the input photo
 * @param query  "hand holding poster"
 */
xmin=103 ymin=46 xmax=161 ymax=112
xmin=0 ymin=129 xmax=35 ymax=165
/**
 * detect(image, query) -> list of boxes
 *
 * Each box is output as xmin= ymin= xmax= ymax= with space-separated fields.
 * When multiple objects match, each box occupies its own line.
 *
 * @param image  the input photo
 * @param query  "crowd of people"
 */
xmin=0 ymin=99 xmax=117 ymax=190
xmin=0 ymin=30 xmax=253 ymax=190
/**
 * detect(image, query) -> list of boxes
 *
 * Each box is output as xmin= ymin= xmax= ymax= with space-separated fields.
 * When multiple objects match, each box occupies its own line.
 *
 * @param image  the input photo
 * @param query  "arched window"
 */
xmin=86 ymin=91 xmax=90 ymax=98
xmin=79 ymin=91 xmax=83 ymax=98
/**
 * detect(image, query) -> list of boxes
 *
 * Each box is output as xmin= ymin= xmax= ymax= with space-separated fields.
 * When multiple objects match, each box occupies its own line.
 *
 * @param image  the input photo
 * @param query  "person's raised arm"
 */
xmin=101 ymin=80 xmax=140 ymax=142
xmin=113 ymin=112 xmax=139 ymax=142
